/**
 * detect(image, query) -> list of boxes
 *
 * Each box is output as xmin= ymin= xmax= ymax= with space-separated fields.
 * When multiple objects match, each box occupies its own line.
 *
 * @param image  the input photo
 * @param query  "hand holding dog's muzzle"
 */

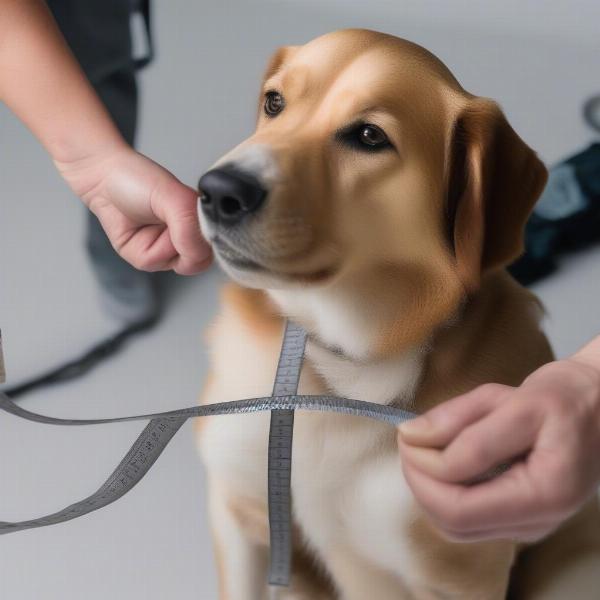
xmin=57 ymin=145 xmax=213 ymax=276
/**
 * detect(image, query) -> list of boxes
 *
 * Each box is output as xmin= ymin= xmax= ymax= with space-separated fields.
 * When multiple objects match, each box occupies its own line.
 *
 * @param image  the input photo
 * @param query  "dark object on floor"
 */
xmin=1 ymin=316 xmax=158 ymax=399
xmin=509 ymin=142 xmax=600 ymax=285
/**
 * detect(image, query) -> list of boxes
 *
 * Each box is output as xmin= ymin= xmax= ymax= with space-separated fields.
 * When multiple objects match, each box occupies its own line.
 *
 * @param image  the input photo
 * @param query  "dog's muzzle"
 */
xmin=198 ymin=166 xmax=267 ymax=226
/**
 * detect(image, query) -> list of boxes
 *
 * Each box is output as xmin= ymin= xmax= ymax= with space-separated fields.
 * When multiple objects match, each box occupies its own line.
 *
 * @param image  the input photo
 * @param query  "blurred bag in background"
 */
xmin=510 ymin=97 xmax=600 ymax=285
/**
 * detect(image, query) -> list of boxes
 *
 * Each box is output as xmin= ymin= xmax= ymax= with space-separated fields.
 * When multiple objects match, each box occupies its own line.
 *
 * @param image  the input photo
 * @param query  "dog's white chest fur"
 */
xmin=293 ymin=340 xmax=424 ymax=579
xmin=199 ymin=316 xmax=426 ymax=591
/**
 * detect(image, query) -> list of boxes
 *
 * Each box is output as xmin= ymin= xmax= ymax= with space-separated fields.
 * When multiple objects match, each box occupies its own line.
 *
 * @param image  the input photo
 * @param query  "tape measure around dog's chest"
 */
xmin=0 ymin=322 xmax=417 ymax=591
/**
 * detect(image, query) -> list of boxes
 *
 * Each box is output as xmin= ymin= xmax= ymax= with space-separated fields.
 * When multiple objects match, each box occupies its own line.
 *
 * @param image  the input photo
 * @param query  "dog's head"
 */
xmin=198 ymin=29 xmax=547 ymax=356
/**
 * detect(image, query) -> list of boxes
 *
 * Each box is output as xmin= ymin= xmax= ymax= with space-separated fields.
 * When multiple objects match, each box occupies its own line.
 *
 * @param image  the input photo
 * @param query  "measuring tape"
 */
xmin=0 ymin=321 xmax=417 ymax=591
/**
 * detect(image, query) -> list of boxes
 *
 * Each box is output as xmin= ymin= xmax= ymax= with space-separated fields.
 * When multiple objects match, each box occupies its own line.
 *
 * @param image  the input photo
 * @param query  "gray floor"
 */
xmin=1 ymin=1 xmax=600 ymax=599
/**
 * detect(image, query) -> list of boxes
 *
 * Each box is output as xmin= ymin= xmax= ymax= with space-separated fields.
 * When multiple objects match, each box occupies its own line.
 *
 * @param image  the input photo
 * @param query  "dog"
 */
xmin=195 ymin=29 xmax=600 ymax=599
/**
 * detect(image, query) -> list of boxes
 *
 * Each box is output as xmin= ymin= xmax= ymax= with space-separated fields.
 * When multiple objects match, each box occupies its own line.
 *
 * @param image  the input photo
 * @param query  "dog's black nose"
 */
xmin=198 ymin=167 xmax=267 ymax=225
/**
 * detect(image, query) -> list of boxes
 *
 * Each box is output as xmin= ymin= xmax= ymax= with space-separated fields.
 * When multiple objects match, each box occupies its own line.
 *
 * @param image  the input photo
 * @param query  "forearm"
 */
xmin=0 ymin=0 xmax=125 ymax=163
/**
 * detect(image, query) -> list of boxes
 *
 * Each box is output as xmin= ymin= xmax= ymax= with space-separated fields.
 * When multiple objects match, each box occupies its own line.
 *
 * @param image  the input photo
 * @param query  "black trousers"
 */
xmin=47 ymin=0 xmax=158 ymax=322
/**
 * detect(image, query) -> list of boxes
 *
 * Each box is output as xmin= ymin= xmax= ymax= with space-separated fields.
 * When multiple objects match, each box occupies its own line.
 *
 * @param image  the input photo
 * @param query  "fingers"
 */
xmin=399 ymin=397 xmax=542 ymax=484
xmin=397 ymin=387 xmax=545 ymax=536
xmin=93 ymin=201 xmax=177 ymax=271
xmin=149 ymin=174 xmax=212 ymax=275
xmin=400 ymin=454 xmax=551 ymax=536
xmin=80 ymin=149 xmax=212 ymax=274
xmin=120 ymin=226 xmax=177 ymax=272
xmin=94 ymin=160 xmax=213 ymax=274
xmin=398 ymin=383 xmax=512 ymax=448
xmin=397 ymin=362 xmax=600 ymax=543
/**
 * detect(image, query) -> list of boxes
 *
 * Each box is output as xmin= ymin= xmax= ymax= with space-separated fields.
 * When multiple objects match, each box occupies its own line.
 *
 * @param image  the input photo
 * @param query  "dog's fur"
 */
xmin=196 ymin=29 xmax=600 ymax=599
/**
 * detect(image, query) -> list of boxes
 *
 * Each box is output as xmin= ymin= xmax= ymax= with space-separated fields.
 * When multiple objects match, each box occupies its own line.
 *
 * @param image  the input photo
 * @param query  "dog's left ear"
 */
xmin=446 ymin=98 xmax=548 ymax=290
xmin=261 ymin=46 xmax=299 ymax=85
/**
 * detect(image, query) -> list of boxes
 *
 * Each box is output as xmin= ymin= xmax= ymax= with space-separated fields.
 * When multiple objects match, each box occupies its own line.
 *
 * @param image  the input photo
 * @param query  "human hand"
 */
xmin=0 ymin=0 xmax=210 ymax=274
xmin=398 ymin=347 xmax=600 ymax=543
xmin=55 ymin=143 xmax=212 ymax=275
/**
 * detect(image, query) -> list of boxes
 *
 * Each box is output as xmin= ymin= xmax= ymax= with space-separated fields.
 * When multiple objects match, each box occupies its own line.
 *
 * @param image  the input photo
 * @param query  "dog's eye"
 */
xmin=264 ymin=91 xmax=285 ymax=117
xmin=358 ymin=125 xmax=389 ymax=147
xmin=337 ymin=123 xmax=393 ymax=152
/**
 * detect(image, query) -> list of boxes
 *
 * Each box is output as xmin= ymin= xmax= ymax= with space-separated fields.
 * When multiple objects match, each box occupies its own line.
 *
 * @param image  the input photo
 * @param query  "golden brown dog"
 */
xmin=195 ymin=29 xmax=600 ymax=599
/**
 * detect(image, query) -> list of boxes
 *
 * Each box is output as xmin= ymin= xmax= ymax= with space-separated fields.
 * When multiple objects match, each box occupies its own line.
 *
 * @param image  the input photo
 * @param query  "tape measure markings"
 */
xmin=0 ymin=393 xmax=413 ymax=537
xmin=268 ymin=321 xmax=306 ymax=587
xmin=0 ymin=320 xmax=417 ymax=596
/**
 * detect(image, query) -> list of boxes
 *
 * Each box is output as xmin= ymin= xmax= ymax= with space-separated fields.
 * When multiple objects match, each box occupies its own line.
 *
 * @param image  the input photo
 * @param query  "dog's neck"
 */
xmin=267 ymin=286 xmax=431 ymax=407
xmin=269 ymin=285 xmax=399 ymax=359
xmin=305 ymin=336 xmax=425 ymax=407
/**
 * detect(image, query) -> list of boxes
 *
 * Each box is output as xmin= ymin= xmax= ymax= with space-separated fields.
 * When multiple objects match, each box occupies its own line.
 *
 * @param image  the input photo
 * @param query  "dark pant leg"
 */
xmin=86 ymin=69 xmax=160 ymax=322
xmin=48 ymin=0 xmax=159 ymax=323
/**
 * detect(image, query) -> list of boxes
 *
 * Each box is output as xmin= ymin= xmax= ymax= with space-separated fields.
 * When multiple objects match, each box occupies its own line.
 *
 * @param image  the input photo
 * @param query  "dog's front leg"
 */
xmin=324 ymin=544 xmax=412 ymax=599
xmin=208 ymin=483 xmax=270 ymax=600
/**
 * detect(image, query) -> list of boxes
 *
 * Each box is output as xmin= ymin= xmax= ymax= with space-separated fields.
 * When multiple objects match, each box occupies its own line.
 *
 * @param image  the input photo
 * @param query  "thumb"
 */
xmin=149 ymin=171 xmax=213 ymax=275
xmin=398 ymin=383 xmax=513 ymax=448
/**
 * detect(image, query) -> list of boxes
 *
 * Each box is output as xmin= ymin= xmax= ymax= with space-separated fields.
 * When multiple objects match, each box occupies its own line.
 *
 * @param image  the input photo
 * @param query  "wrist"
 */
xmin=51 ymin=124 xmax=127 ymax=169
xmin=53 ymin=139 xmax=134 ymax=202
xmin=571 ymin=336 xmax=600 ymax=377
